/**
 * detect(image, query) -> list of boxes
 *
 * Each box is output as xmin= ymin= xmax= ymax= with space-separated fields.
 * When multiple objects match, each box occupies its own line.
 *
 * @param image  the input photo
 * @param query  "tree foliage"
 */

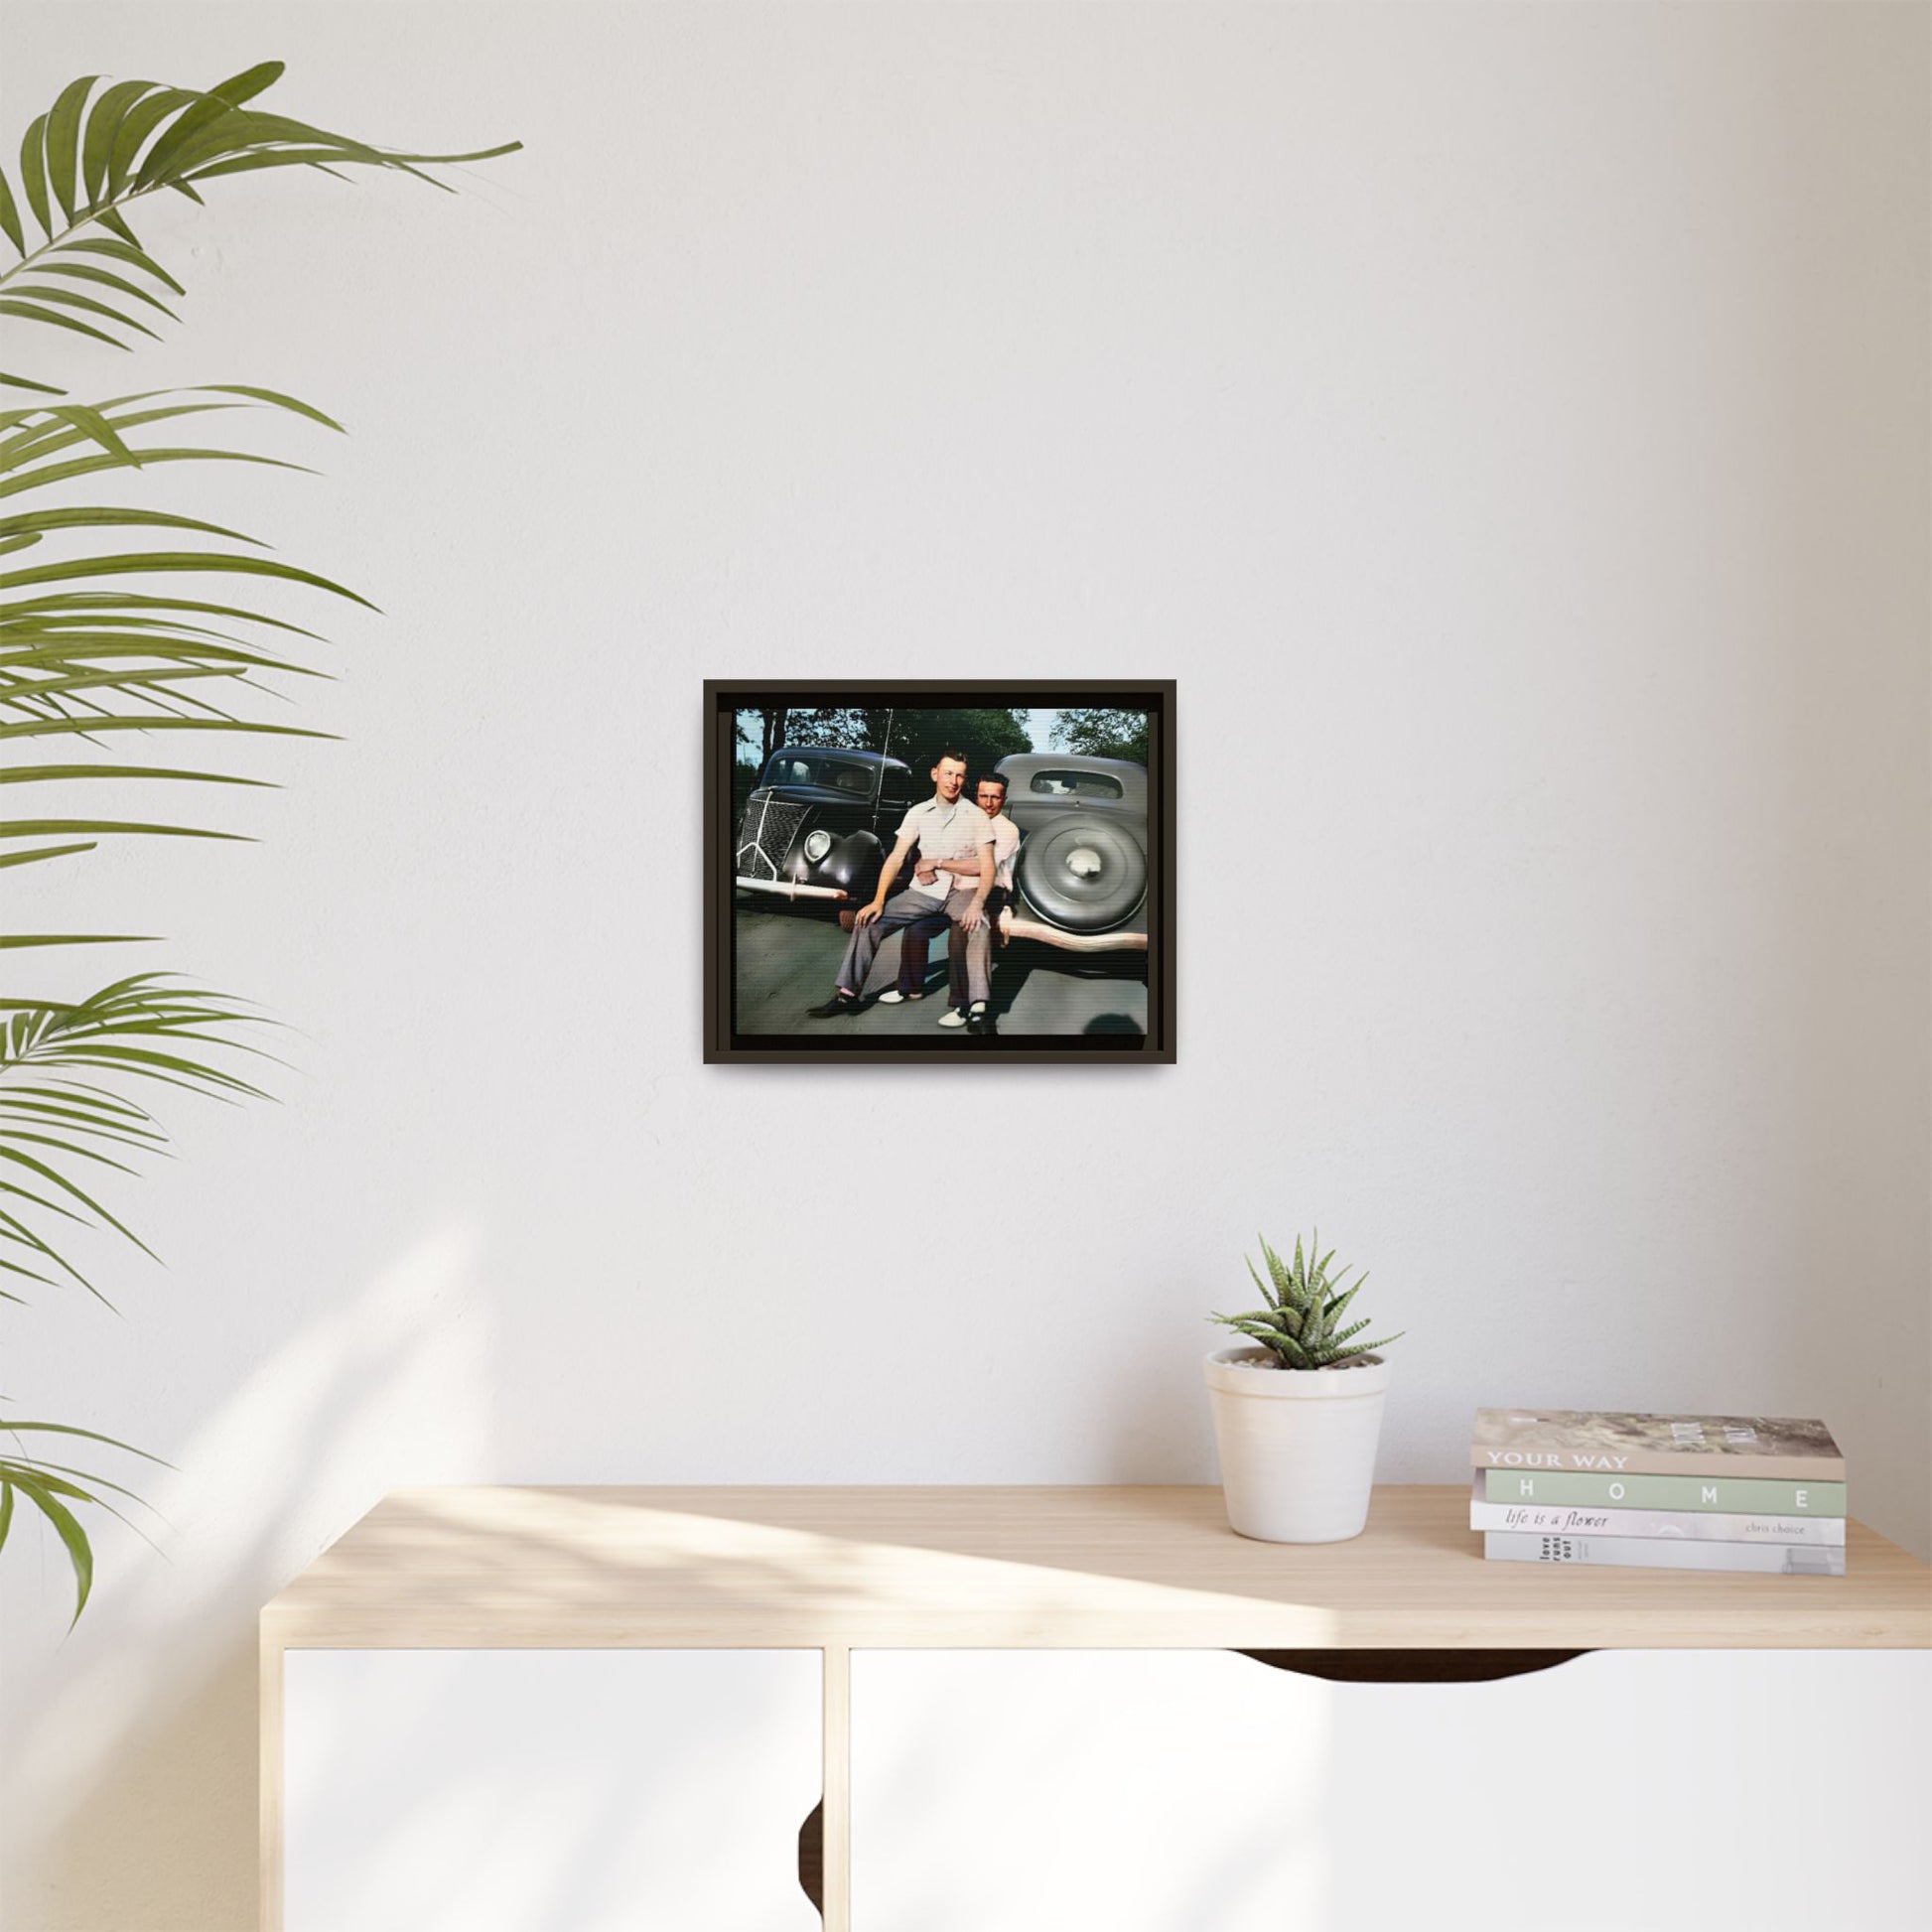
xmin=874 ymin=708 xmax=1033 ymax=782
xmin=738 ymin=705 xmax=1033 ymax=787
xmin=1050 ymin=707 xmax=1148 ymax=764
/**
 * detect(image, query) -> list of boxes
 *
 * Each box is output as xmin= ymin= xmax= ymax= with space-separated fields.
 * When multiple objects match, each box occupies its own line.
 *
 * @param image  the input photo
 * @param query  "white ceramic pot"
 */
xmin=1203 ymin=1346 xmax=1392 ymax=1543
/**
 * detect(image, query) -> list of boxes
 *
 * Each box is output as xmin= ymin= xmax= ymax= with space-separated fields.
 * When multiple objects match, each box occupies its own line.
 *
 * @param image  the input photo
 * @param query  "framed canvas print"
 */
xmin=705 ymin=682 xmax=1175 ymax=1064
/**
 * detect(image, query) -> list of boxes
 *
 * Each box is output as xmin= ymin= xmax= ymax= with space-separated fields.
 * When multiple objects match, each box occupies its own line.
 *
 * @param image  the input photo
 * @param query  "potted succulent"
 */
xmin=1204 ymin=1233 xmax=1404 ymax=1544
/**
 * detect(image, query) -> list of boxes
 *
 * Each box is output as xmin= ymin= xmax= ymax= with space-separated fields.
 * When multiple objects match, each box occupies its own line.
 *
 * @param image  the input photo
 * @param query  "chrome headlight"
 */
xmin=802 ymin=829 xmax=834 ymax=864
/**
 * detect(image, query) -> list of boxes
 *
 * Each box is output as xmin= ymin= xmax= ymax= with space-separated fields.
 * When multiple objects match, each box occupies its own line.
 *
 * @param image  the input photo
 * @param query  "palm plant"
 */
xmin=0 ymin=62 xmax=515 ymax=1618
xmin=1210 ymin=1232 xmax=1405 ymax=1370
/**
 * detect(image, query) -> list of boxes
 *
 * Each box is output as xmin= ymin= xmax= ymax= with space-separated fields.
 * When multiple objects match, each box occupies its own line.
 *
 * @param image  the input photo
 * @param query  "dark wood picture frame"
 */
xmin=705 ymin=681 xmax=1176 ymax=1064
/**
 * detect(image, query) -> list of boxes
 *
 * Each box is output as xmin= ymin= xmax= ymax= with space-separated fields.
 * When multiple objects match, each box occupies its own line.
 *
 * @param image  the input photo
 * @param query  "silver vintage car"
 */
xmin=992 ymin=752 xmax=1149 ymax=955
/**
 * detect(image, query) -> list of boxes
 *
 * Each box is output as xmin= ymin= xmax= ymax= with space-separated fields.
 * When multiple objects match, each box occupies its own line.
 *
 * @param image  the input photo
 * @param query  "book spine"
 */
xmin=1483 ymin=1532 xmax=1845 ymax=1577
xmin=1469 ymin=1448 xmax=1845 ymax=1481
xmin=1482 ymin=1469 xmax=1846 ymax=1515
xmin=1469 ymin=1499 xmax=1845 ymax=1545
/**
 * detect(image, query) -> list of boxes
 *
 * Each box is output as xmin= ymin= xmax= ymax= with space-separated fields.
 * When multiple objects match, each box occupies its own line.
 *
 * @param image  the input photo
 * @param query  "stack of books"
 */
xmin=1469 ymin=1408 xmax=1846 ymax=1577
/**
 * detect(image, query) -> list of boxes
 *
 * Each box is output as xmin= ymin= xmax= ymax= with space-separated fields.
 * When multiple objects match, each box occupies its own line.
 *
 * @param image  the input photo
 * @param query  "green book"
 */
xmin=1481 ymin=1468 xmax=1846 ymax=1516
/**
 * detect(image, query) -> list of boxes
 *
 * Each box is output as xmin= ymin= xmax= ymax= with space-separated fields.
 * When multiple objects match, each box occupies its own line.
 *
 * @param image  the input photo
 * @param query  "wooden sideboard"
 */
xmin=260 ymin=1484 xmax=1932 ymax=1930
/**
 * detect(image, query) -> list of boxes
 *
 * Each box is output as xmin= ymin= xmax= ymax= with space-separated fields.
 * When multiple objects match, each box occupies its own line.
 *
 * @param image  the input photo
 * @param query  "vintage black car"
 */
xmin=733 ymin=746 xmax=914 ymax=906
xmin=993 ymin=752 xmax=1149 ymax=953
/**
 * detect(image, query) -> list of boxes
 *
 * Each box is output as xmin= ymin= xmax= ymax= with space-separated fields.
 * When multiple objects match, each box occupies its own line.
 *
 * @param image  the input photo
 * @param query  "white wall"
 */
xmin=4 ymin=3 xmax=1926 ymax=1926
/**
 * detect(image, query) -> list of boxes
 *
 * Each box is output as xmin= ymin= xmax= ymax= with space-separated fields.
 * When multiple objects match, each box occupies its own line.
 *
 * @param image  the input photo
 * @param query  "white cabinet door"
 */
xmin=285 ymin=1648 xmax=822 ymax=1932
xmin=852 ymin=1648 xmax=1931 ymax=1932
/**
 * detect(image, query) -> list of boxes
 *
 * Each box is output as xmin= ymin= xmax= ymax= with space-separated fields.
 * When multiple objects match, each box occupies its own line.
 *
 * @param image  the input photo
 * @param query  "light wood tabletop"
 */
xmin=260 ymin=1484 xmax=1932 ymax=1929
xmin=261 ymin=1483 xmax=1932 ymax=1651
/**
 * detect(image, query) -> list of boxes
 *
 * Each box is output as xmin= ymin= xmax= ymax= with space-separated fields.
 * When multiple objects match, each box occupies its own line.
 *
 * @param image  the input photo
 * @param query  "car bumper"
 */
xmin=736 ymin=875 xmax=850 ymax=901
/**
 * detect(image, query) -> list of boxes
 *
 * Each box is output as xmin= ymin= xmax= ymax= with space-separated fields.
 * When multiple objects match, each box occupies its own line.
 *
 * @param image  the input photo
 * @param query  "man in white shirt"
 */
xmin=887 ymin=771 xmax=1020 ymax=1035
xmin=809 ymin=751 xmax=995 ymax=1020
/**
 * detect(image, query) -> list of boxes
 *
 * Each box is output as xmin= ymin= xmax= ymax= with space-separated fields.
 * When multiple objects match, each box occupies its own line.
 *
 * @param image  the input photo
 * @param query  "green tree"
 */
xmin=737 ymin=705 xmax=1034 ymax=787
xmin=1051 ymin=708 xmax=1148 ymax=764
xmin=873 ymin=708 xmax=1032 ymax=783
xmin=770 ymin=706 xmax=874 ymax=752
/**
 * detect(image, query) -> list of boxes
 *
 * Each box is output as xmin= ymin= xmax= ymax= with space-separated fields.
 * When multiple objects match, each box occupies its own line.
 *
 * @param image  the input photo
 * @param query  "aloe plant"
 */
xmin=1210 ymin=1232 xmax=1404 ymax=1370
xmin=0 ymin=62 xmax=515 ymax=1619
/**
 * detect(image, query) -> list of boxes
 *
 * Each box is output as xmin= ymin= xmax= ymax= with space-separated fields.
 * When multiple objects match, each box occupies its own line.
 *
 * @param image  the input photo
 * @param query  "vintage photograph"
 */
xmin=705 ymin=683 xmax=1174 ymax=1062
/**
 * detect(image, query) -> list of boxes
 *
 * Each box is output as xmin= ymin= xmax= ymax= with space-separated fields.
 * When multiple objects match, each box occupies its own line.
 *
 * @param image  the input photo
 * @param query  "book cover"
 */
xmin=1469 ymin=1408 xmax=1844 ymax=1480
xmin=1467 ymin=1477 xmax=1845 ymax=1545
xmin=1481 ymin=1468 xmax=1846 ymax=1516
xmin=1483 ymin=1531 xmax=1845 ymax=1577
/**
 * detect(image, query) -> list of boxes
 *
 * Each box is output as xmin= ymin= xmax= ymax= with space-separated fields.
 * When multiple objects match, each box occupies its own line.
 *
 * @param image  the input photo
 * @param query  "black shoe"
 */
xmin=966 ymin=1002 xmax=994 ymax=1036
xmin=808 ymin=994 xmax=863 ymax=1019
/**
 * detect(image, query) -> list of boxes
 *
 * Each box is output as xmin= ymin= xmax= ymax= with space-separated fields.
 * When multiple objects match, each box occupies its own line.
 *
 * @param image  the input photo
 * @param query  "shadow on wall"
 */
xmin=4 ymin=1223 xmax=490 ymax=1932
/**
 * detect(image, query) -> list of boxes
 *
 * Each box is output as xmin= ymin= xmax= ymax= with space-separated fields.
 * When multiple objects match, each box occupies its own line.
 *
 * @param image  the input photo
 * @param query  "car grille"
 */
xmin=736 ymin=797 xmax=807 ymax=881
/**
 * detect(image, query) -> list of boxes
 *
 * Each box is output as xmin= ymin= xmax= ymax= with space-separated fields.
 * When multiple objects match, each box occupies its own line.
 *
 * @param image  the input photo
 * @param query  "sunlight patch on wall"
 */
xmin=6 ymin=1219 xmax=491 ymax=1868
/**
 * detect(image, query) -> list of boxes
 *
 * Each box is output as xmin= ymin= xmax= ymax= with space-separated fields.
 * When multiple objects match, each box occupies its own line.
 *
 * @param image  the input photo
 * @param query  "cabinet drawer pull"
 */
xmin=1236 ymin=1647 xmax=1588 ymax=1683
xmin=797 ymin=1797 xmax=824 ymax=1918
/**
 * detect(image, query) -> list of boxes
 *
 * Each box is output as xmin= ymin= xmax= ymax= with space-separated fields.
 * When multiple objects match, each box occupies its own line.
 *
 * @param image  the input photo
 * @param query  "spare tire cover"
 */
xmin=1017 ymin=815 xmax=1147 ymax=932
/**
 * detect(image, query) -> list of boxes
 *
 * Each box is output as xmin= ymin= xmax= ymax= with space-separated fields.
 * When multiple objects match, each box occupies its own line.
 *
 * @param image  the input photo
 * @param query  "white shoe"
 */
xmin=937 ymin=1008 xmax=968 ymax=1029
xmin=876 ymin=989 xmax=922 ymax=1005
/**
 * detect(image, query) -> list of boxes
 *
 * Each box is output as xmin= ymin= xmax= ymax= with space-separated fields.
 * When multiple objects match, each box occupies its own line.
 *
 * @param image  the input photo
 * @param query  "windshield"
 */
xmin=762 ymin=753 xmax=878 ymax=796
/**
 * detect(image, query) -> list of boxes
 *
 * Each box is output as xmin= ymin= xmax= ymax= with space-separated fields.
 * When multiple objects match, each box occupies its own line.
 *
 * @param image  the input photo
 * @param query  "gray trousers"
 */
xmin=837 ymin=887 xmax=991 ymax=1004
xmin=948 ymin=886 xmax=1007 ymax=1008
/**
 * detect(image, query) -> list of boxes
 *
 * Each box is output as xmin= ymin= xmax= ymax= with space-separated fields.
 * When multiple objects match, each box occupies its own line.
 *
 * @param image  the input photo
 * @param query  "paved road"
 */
xmin=733 ymin=898 xmax=1147 ymax=1039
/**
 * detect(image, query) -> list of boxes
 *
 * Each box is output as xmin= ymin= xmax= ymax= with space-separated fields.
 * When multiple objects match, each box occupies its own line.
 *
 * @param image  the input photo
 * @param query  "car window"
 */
xmin=763 ymin=753 xmax=878 ymax=794
xmin=1029 ymin=768 xmax=1124 ymax=799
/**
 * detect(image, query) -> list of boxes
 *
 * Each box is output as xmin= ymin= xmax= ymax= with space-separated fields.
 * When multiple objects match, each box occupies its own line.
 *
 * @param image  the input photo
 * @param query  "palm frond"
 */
xmin=0 ymin=1415 xmax=171 ymax=1623
xmin=1 ymin=62 xmax=515 ymax=1624
xmin=0 ymin=976 xmax=270 ymax=1303
xmin=0 ymin=385 xmax=349 ymax=944
xmin=0 ymin=64 xmax=518 ymax=392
